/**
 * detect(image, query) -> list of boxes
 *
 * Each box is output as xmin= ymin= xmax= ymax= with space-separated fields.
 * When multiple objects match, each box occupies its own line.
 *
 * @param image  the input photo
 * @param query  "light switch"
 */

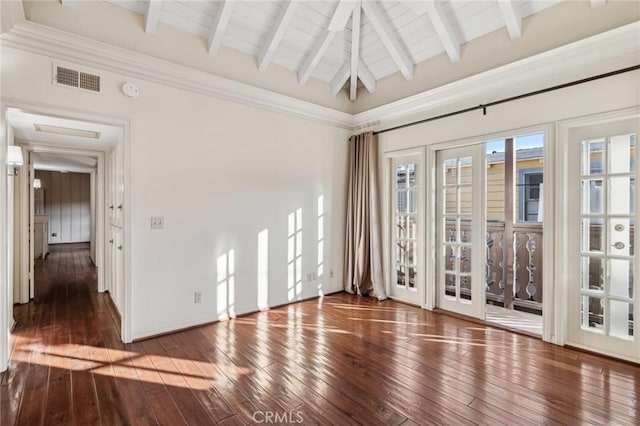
xmin=150 ymin=217 xmax=164 ymax=229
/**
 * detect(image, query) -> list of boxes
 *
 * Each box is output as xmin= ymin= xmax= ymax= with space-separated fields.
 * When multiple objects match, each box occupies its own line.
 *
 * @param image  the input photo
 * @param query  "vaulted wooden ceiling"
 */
xmin=104 ymin=1 xmax=594 ymax=101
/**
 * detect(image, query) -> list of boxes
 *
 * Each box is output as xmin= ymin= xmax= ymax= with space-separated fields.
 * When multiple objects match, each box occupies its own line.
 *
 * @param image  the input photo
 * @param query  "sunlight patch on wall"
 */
xmin=217 ymin=249 xmax=235 ymax=320
xmin=257 ymin=229 xmax=269 ymax=310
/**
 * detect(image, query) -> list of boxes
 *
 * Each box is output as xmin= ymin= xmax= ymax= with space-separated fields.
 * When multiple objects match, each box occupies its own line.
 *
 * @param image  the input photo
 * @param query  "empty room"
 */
xmin=1 ymin=0 xmax=639 ymax=424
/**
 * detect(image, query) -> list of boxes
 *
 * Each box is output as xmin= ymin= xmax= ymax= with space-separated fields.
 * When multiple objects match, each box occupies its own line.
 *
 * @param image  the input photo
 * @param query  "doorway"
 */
xmin=4 ymin=105 xmax=129 ymax=342
xmin=431 ymin=129 xmax=550 ymax=336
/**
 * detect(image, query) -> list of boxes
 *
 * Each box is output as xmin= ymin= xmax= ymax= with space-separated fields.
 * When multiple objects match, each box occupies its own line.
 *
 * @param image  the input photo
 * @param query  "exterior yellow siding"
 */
xmin=444 ymin=158 xmax=544 ymax=221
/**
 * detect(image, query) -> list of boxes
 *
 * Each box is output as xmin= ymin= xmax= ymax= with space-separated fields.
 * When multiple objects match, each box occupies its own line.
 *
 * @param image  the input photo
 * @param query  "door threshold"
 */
xmin=485 ymin=304 xmax=543 ymax=336
xmin=434 ymin=308 xmax=543 ymax=339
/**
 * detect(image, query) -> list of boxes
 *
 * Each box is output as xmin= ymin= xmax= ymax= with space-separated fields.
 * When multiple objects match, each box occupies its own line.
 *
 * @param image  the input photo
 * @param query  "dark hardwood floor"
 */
xmin=1 ymin=243 xmax=639 ymax=425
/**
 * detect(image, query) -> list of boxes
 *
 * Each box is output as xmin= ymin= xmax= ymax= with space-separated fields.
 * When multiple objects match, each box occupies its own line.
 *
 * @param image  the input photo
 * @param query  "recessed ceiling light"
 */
xmin=34 ymin=123 xmax=101 ymax=139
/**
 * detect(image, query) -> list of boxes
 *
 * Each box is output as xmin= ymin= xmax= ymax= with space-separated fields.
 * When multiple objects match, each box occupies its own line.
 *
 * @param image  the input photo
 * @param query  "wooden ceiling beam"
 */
xmin=258 ymin=1 xmax=299 ymax=71
xmin=208 ymin=0 xmax=235 ymax=56
xmin=362 ymin=1 xmax=413 ymax=79
xmin=298 ymin=30 xmax=338 ymax=84
xmin=423 ymin=0 xmax=460 ymax=62
xmin=331 ymin=62 xmax=350 ymax=95
xmin=358 ymin=60 xmax=376 ymax=94
xmin=350 ymin=2 xmax=361 ymax=101
xmin=299 ymin=0 xmax=357 ymax=85
xmin=498 ymin=0 xmax=522 ymax=40
xmin=328 ymin=0 xmax=355 ymax=31
xmin=144 ymin=0 xmax=162 ymax=34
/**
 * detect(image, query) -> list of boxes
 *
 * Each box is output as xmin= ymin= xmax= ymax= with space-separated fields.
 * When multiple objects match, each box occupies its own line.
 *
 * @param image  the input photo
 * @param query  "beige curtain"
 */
xmin=344 ymin=131 xmax=386 ymax=300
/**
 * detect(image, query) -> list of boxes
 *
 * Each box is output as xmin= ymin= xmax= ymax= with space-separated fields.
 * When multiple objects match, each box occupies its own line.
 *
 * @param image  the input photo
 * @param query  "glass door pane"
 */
xmin=390 ymin=154 xmax=423 ymax=305
xmin=567 ymin=115 xmax=639 ymax=362
xmin=436 ymin=144 xmax=485 ymax=319
xmin=579 ymin=133 xmax=635 ymax=340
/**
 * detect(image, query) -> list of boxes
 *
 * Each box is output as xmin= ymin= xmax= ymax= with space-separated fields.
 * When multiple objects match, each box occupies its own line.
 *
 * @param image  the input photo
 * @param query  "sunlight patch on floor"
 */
xmin=485 ymin=305 xmax=543 ymax=335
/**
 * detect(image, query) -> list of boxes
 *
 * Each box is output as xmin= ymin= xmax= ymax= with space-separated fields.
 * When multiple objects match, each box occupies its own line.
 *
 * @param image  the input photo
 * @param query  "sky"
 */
xmin=485 ymin=132 xmax=544 ymax=153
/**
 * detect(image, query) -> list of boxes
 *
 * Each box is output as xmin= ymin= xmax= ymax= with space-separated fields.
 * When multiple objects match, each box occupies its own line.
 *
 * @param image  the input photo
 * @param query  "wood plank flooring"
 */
xmin=1 ymin=243 xmax=640 ymax=425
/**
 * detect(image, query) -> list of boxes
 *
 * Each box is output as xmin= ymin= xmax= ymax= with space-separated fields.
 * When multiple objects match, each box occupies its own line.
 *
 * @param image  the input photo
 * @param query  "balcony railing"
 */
xmin=445 ymin=221 xmax=543 ymax=315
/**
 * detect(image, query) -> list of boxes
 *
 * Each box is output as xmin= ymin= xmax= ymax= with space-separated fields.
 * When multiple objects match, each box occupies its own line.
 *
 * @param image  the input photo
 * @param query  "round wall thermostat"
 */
xmin=121 ymin=82 xmax=140 ymax=98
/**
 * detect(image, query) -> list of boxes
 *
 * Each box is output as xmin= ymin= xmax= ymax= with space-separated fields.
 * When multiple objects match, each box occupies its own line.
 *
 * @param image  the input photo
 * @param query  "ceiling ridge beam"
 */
xmin=258 ymin=1 xmax=299 ymax=72
xmin=331 ymin=62 xmax=350 ymax=95
xmin=208 ymin=0 xmax=235 ymax=56
xmin=498 ymin=0 xmax=522 ymax=40
xmin=358 ymin=59 xmax=376 ymax=94
xmin=361 ymin=1 xmax=413 ymax=79
xmin=350 ymin=1 xmax=361 ymax=101
xmin=423 ymin=0 xmax=460 ymax=62
xmin=144 ymin=0 xmax=162 ymax=34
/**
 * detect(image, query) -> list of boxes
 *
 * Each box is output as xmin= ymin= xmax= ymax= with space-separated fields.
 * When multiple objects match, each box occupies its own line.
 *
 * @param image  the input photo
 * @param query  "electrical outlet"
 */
xmin=306 ymin=273 xmax=313 ymax=282
xmin=150 ymin=217 xmax=164 ymax=229
xmin=194 ymin=291 xmax=202 ymax=303
xmin=329 ymin=270 xmax=334 ymax=278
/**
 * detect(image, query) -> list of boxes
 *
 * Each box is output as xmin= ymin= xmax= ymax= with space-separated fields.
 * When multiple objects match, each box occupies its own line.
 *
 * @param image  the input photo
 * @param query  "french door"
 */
xmin=390 ymin=154 xmax=423 ymax=305
xmin=567 ymin=116 xmax=639 ymax=361
xmin=436 ymin=144 xmax=485 ymax=318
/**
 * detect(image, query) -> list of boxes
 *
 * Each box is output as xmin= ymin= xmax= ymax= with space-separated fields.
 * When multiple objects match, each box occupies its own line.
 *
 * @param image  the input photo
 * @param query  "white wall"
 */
xmin=376 ymin=70 xmax=639 ymax=151
xmin=36 ymin=170 xmax=91 ymax=244
xmin=1 ymin=46 xmax=349 ymax=340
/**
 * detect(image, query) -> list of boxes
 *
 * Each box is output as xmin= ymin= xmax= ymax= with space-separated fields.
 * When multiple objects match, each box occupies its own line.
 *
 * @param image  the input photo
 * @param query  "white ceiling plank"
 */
xmin=329 ymin=0 xmax=355 ymax=31
xmin=258 ymin=1 xmax=299 ymax=71
xmin=403 ymin=1 xmax=429 ymax=16
xmin=423 ymin=0 xmax=460 ymax=62
xmin=298 ymin=30 xmax=338 ymax=84
xmin=361 ymin=1 xmax=413 ymax=79
xmin=331 ymin=62 xmax=350 ymax=95
xmin=358 ymin=60 xmax=376 ymax=93
xmin=350 ymin=2 xmax=361 ymax=101
xmin=591 ymin=0 xmax=607 ymax=8
xmin=497 ymin=0 xmax=521 ymax=40
xmin=144 ymin=0 xmax=162 ymax=34
xmin=208 ymin=0 xmax=236 ymax=56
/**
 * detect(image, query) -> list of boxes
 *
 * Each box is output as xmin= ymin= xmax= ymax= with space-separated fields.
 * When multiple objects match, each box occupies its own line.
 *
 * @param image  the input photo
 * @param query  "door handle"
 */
xmin=117 ymin=204 xmax=123 ymax=210
xmin=117 ymin=245 xmax=123 ymax=250
xmin=109 ymin=239 xmax=114 ymax=244
xmin=109 ymin=205 xmax=114 ymax=210
xmin=612 ymin=242 xmax=625 ymax=250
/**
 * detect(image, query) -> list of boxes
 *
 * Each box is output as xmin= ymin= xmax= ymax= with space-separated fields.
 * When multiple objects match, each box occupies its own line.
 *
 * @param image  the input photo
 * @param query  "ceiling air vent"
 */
xmin=54 ymin=65 xmax=101 ymax=93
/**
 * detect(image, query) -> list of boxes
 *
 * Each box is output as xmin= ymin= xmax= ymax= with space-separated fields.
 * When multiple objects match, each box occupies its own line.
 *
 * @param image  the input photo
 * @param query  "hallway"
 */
xmin=1 ymin=244 xmax=640 ymax=425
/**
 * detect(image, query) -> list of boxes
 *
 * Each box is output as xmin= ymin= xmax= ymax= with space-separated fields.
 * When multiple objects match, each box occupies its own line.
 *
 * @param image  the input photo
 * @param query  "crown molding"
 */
xmin=1 ymin=20 xmax=638 ymax=133
xmin=0 ymin=21 xmax=354 ymax=129
xmin=353 ymin=21 xmax=640 ymax=131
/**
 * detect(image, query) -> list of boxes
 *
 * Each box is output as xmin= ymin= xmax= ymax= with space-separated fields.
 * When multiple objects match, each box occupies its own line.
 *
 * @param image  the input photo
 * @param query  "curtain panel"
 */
xmin=344 ymin=132 xmax=387 ymax=300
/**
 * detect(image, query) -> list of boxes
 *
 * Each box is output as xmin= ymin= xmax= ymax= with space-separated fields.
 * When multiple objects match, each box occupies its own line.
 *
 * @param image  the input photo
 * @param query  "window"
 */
xmin=519 ymin=168 xmax=543 ymax=222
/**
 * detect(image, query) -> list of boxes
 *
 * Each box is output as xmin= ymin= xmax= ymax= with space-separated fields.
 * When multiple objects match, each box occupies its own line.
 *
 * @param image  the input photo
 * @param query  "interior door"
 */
xmin=567 ymin=117 xmax=639 ymax=361
xmin=390 ymin=154 xmax=423 ymax=305
xmin=436 ymin=144 xmax=486 ymax=318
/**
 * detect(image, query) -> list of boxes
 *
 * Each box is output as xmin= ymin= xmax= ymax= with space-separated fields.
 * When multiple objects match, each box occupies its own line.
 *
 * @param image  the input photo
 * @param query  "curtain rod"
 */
xmin=373 ymin=64 xmax=640 ymax=136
